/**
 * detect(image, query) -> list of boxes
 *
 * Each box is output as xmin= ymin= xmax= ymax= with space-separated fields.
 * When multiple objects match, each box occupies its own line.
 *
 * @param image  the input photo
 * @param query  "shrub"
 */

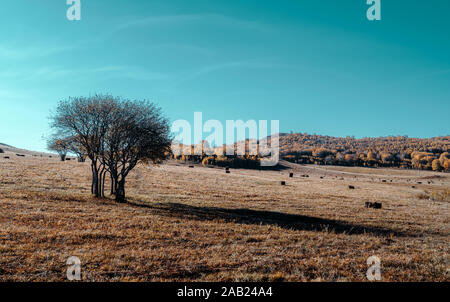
xmin=215 ymin=156 xmax=233 ymax=167
xmin=443 ymin=159 xmax=450 ymax=172
xmin=202 ymin=156 xmax=215 ymax=166
xmin=214 ymin=156 xmax=260 ymax=169
xmin=0 ymin=148 xmax=4 ymax=153
xmin=439 ymin=152 xmax=450 ymax=166
xmin=432 ymin=159 xmax=442 ymax=172
xmin=314 ymin=148 xmax=333 ymax=159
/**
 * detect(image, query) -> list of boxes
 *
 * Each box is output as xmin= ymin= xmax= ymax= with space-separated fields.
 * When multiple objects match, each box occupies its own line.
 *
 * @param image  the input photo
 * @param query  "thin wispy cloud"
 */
xmin=116 ymin=13 xmax=274 ymax=33
xmin=168 ymin=61 xmax=262 ymax=88
xmin=170 ymin=59 xmax=357 ymax=88
xmin=0 ymin=44 xmax=73 ymax=60
xmin=0 ymin=65 xmax=169 ymax=82
xmin=146 ymin=43 xmax=215 ymax=58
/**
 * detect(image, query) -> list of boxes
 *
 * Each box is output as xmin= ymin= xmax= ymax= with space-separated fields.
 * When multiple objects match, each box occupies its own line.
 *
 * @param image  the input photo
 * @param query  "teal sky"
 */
xmin=0 ymin=0 xmax=449 ymax=152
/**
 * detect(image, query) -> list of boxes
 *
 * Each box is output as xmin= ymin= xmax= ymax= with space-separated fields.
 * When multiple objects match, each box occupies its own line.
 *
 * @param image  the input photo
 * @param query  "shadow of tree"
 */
xmin=128 ymin=201 xmax=409 ymax=237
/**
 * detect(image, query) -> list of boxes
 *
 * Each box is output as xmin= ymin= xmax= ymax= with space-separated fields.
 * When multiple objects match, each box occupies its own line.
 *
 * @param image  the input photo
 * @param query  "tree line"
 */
xmin=172 ymin=133 xmax=450 ymax=172
xmin=280 ymin=133 xmax=450 ymax=172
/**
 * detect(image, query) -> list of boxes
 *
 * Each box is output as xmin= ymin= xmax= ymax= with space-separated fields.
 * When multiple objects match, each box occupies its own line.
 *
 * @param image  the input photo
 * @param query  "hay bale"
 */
xmin=373 ymin=202 xmax=382 ymax=209
xmin=365 ymin=202 xmax=382 ymax=209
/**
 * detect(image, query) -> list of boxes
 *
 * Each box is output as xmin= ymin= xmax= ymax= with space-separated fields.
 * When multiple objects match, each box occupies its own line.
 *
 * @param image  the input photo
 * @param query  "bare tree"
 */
xmin=50 ymin=95 xmax=171 ymax=201
xmin=102 ymin=100 xmax=171 ymax=202
xmin=50 ymin=95 xmax=118 ymax=198
xmin=67 ymin=136 xmax=87 ymax=162
xmin=47 ymin=137 xmax=70 ymax=161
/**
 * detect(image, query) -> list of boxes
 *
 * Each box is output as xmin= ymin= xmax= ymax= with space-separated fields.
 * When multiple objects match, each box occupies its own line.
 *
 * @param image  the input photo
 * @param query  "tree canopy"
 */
xmin=50 ymin=95 xmax=172 ymax=202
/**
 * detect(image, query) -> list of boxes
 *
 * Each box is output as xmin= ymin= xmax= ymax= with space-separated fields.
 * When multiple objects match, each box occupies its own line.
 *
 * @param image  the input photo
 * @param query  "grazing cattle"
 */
xmin=349 ymin=185 xmax=355 ymax=190
xmin=189 ymin=165 xmax=194 ymax=168
xmin=289 ymin=173 xmax=294 ymax=178
xmin=4 ymin=156 xmax=10 ymax=159
xmin=226 ymin=170 xmax=230 ymax=174
xmin=281 ymin=181 xmax=286 ymax=186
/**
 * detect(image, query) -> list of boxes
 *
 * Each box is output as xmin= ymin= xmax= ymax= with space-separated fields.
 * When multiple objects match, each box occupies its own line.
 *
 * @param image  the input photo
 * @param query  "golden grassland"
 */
xmin=0 ymin=152 xmax=449 ymax=281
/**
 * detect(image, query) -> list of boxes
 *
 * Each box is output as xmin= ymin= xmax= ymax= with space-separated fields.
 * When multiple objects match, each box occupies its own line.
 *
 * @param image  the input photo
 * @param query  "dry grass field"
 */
xmin=0 ymin=148 xmax=449 ymax=282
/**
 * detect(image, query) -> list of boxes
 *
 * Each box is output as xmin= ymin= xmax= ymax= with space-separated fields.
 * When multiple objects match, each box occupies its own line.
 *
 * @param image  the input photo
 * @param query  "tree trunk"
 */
xmin=92 ymin=164 xmax=100 ymax=198
xmin=101 ymin=170 xmax=107 ymax=197
xmin=93 ymin=174 xmax=99 ymax=197
xmin=110 ymin=174 xmax=115 ymax=195
xmin=115 ymin=179 xmax=126 ymax=203
xmin=98 ymin=167 xmax=106 ymax=198
xmin=91 ymin=164 xmax=94 ymax=195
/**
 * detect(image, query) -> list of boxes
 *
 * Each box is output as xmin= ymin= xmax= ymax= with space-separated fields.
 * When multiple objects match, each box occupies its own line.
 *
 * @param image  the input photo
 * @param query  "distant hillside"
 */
xmin=173 ymin=133 xmax=450 ymax=172
xmin=0 ymin=143 xmax=55 ymax=157
xmin=279 ymin=133 xmax=450 ymax=171
xmin=279 ymin=133 xmax=450 ymax=155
